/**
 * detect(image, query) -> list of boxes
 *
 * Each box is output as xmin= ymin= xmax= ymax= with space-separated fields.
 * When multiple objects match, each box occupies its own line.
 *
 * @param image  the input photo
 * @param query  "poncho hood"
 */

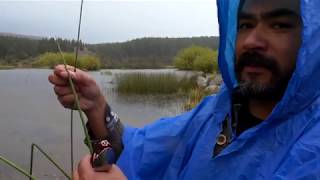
xmin=217 ymin=0 xmax=320 ymax=122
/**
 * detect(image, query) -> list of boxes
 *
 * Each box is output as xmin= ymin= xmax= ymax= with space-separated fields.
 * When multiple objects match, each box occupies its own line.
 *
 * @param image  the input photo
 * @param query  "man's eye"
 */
xmin=238 ymin=23 xmax=253 ymax=30
xmin=271 ymin=23 xmax=293 ymax=29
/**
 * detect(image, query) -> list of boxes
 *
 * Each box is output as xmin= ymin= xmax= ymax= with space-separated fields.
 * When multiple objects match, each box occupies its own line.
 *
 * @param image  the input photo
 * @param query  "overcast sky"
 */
xmin=0 ymin=0 xmax=219 ymax=44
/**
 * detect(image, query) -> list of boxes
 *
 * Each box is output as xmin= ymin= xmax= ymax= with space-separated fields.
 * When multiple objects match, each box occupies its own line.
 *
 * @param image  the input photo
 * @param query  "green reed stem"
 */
xmin=71 ymin=0 xmax=84 ymax=173
xmin=0 ymin=155 xmax=36 ymax=180
xmin=56 ymin=41 xmax=93 ymax=154
xmin=70 ymin=111 xmax=74 ymax=174
xmin=29 ymin=144 xmax=71 ymax=180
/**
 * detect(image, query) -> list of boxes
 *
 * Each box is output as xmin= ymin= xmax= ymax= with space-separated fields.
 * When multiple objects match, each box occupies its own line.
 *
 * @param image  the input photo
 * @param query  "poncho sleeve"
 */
xmin=116 ymin=95 xmax=218 ymax=179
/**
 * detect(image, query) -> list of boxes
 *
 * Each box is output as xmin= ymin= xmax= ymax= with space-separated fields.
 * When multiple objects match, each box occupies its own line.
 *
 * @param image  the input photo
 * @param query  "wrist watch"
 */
xmin=85 ymin=104 xmax=120 ymax=171
xmin=91 ymin=139 xmax=116 ymax=172
xmin=105 ymin=104 xmax=120 ymax=130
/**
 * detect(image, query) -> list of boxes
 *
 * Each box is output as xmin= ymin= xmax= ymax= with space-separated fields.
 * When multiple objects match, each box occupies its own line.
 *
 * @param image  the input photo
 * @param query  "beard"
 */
xmin=235 ymin=51 xmax=293 ymax=101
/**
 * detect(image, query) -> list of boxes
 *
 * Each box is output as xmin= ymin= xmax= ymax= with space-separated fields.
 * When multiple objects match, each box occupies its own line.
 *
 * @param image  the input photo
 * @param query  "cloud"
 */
xmin=0 ymin=0 xmax=218 ymax=43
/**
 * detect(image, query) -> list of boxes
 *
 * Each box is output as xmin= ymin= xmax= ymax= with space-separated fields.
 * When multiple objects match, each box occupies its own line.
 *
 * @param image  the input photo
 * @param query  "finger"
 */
xmin=78 ymin=155 xmax=94 ymax=178
xmin=54 ymin=65 xmax=93 ymax=86
xmin=110 ymin=164 xmax=122 ymax=172
xmin=71 ymin=70 xmax=95 ymax=86
xmin=48 ymin=74 xmax=69 ymax=86
xmin=54 ymin=65 xmax=78 ymax=80
xmin=54 ymin=64 xmax=85 ymax=76
xmin=54 ymin=86 xmax=73 ymax=96
xmin=57 ymin=94 xmax=76 ymax=108
xmin=78 ymin=154 xmax=93 ymax=170
xmin=103 ymin=165 xmax=128 ymax=179
xmin=54 ymin=64 xmax=78 ymax=74
xmin=72 ymin=170 xmax=80 ymax=180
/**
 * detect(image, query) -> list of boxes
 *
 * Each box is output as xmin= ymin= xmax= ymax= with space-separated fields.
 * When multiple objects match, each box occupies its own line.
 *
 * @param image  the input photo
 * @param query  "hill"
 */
xmin=0 ymin=32 xmax=43 ymax=40
xmin=88 ymin=36 xmax=219 ymax=68
xmin=0 ymin=34 xmax=219 ymax=68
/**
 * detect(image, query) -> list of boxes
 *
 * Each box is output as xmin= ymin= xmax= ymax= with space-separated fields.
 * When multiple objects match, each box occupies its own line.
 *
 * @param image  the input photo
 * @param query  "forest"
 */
xmin=0 ymin=34 xmax=218 ymax=69
xmin=89 ymin=36 xmax=219 ymax=68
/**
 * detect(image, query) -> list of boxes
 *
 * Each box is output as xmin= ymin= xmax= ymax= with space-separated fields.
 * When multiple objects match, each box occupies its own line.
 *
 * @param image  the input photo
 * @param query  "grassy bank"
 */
xmin=183 ymin=88 xmax=212 ymax=111
xmin=0 ymin=65 xmax=15 ymax=70
xmin=32 ymin=52 xmax=101 ymax=70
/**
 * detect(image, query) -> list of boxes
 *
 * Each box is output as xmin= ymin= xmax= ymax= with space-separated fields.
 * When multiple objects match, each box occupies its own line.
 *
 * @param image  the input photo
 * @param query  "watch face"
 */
xmin=110 ymin=111 xmax=120 ymax=122
xmin=106 ymin=116 xmax=111 ymax=123
xmin=92 ymin=147 xmax=115 ymax=172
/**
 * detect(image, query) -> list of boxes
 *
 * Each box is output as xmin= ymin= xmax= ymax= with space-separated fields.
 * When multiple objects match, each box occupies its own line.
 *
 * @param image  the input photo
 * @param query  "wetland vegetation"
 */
xmin=115 ymin=72 xmax=197 ymax=95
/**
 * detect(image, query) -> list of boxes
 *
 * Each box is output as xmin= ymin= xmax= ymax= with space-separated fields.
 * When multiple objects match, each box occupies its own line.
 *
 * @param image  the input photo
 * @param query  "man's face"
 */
xmin=235 ymin=0 xmax=302 ymax=100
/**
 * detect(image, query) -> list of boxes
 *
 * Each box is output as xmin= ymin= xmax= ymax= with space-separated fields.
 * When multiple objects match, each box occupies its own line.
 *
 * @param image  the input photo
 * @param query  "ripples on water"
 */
xmin=0 ymin=69 xmax=190 ymax=179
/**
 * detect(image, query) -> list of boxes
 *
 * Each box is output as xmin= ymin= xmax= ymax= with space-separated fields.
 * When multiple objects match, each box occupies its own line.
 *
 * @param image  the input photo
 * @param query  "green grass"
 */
xmin=115 ymin=73 xmax=197 ymax=95
xmin=101 ymin=70 xmax=112 ymax=75
xmin=32 ymin=52 xmax=101 ymax=70
xmin=183 ymin=88 xmax=212 ymax=111
xmin=0 ymin=65 xmax=15 ymax=70
xmin=114 ymin=72 xmax=219 ymax=112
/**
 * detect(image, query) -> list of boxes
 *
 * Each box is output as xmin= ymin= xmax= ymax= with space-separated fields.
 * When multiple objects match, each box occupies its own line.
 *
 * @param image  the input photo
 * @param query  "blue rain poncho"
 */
xmin=117 ymin=0 xmax=320 ymax=179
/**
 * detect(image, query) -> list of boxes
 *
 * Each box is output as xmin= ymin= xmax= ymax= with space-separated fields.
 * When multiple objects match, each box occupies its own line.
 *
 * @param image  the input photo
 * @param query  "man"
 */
xmin=49 ymin=0 xmax=320 ymax=179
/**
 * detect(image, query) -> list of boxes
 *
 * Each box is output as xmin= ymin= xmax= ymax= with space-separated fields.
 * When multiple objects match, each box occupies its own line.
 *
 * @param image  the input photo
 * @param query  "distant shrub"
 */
xmin=174 ymin=46 xmax=205 ymax=70
xmin=32 ymin=52 xmax=101 ymax=70
xmin=173 ymin=46 xmax=218 ymax=73
xmin=79 ymin=55 xmax=101 ymax=70
xmin=193 ymin=50 xmax=218 ymax=73
xmin=32 ymin=52 xmax=59 ymax=68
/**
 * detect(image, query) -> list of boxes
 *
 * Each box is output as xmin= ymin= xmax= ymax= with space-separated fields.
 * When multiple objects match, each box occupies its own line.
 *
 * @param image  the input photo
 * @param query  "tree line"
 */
xmin=88 ymin=36 xmax=219 ymax=68
xmin=0 ymin=36 xmax=82 ymax=66
xmin=0 ymin=35 xmax=218 ymax=68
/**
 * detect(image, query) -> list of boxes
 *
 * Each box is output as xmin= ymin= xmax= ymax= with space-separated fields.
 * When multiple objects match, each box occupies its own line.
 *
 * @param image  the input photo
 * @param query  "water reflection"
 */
xmin=96 ymin=69 xmax=191 ymax=126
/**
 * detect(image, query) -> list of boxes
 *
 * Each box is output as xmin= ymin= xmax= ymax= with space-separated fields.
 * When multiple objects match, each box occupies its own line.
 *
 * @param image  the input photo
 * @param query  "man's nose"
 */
xmin=243 ymin=27 xmax=268 ymax=51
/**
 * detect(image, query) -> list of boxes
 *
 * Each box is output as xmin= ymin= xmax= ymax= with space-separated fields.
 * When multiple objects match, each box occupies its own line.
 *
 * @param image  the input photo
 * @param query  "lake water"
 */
xmin=0 ymin=69 xmax=190 ymax=179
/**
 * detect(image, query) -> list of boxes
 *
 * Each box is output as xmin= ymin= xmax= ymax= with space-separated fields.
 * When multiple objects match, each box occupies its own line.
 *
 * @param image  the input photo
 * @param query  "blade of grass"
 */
xmin=71 ymin=0 xmax=84 ymax=173
xmin=56 ymin=40 xmax=93 ymax=154
xmin=29 ymin=144 xmax=71 ymax=180
xmin=0 ymin=155 xmax=36 ymax=180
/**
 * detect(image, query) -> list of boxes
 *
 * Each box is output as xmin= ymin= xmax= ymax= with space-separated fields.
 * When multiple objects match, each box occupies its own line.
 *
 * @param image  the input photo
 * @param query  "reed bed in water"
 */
xmin=183 ymin=87 xmax=212 ymax=111
xmin=115 ymin=73 xmax=197 ymax=95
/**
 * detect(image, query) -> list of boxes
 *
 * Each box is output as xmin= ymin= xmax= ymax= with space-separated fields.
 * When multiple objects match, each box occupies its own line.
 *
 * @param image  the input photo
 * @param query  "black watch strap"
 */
xmin=85 ymin=104 xmax=124 ymax=161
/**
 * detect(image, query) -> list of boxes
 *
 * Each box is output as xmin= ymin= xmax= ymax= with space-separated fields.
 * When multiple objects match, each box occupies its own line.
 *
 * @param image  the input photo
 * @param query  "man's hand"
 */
xmin=48 ymin=65 xmax=108 ymax=139
xmin=73 ymin=155 xmax=127 ymax=180
xmin=48 ymin=64 xmax=105 ymax=113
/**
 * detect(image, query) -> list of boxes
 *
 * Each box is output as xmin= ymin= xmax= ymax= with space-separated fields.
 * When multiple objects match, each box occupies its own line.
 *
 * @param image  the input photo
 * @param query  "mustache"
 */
xmin=236 ymin=52 xmax=278 ymax=73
